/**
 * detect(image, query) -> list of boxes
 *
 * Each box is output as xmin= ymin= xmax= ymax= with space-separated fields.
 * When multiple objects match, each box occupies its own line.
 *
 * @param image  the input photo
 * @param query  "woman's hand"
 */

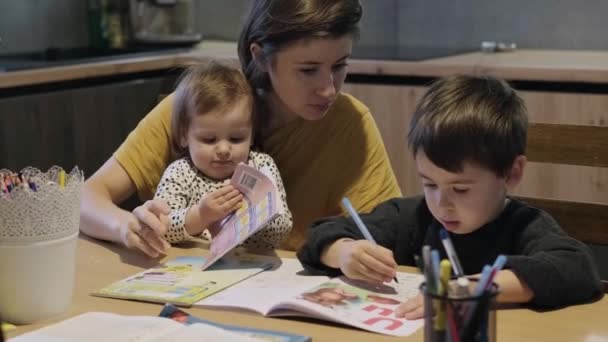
xmin=324 ymin=239 xmax=398 ymax=283
xmin=122 ymin=199 xmax=171 ymax=258
xmin=198 ymin=184 xmax=243 ymax=236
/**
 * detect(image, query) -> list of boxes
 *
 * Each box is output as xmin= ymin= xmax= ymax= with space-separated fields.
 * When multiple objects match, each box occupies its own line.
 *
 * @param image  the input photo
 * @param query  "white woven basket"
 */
xmin=0 ymin=166 xmax=83 ymax=244
xmin=0 ymin=166 xmax=83 ymax=324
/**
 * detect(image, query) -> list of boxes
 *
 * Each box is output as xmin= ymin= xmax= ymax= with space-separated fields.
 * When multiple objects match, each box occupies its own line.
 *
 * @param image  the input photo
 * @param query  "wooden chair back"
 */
xmin=517 ymin=122 xmax=608 ymax=292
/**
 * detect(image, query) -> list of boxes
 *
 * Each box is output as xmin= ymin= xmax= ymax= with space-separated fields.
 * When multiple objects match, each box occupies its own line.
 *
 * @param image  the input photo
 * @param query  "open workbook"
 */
xmin=195 ymin=259 xmax=425 ymax=337
xmin=93 ymin=162 xmax=283 ymax=307
xmin=159 ymin=304 xmax=310 ymax=342
xmin=10 ymin=305 xmax=311 ymax=342
xmin=93 ymin=253 xmax=276 ymax=306
xmin=201 ymin=162 xmax=283 ymax=270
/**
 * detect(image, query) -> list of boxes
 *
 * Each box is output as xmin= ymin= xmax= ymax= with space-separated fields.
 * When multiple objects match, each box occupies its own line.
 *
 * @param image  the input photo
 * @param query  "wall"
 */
xmin=190 ymin=0 xmax=608 ymax=50
xmin=0 ymin=0 xmax=88 ymax=54
xmin=3 ymin=0 xmax=608 ymax=54
xmin=395 ymin=0 xmax=608 ymax=50
xmin=192 ymin=0 xmax=249 ymax=42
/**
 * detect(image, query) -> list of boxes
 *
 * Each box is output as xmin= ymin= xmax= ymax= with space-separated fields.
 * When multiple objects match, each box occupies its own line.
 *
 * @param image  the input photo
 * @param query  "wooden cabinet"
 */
xmin=342 ymin=83 xmax=427 ymax=196
xmin=343 ymin=83 xmax=608 ymax=204
xmin=0 ymin=74 xmax=177 ymax=178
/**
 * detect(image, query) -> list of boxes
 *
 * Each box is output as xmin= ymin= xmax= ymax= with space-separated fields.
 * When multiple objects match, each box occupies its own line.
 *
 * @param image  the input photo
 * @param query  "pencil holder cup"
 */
xmin=421 ymin=282 xmax=498 ymax=342
xmin=0 ymin=166 xmax=84 ymax=324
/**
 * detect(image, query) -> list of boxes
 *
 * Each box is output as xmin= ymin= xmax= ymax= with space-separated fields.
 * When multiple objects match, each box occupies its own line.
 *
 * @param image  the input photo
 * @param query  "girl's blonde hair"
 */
xmin=171 ymin=61 xmax=254 ymax=159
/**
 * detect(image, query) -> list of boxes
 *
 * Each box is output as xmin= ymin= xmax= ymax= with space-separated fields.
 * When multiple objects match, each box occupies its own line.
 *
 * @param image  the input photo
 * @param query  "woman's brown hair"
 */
xmin=238 ymin=0 xmax=363 ymax=92
xmin=171 ymin=61 xmax=254 ymax=159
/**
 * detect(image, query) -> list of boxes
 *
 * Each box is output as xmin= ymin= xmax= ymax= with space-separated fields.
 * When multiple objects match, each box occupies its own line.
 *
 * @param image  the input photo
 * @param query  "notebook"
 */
xmin=159 ymin=303 xmax=310 ymax=342
xmin=195 ymin=258 xmax=425 ymax=337
xmin=93 ymin=253 xmax=276 ymax=306
xmin=9 ymin=312 xmax=262 ymax=342
xmin=201 ymin=163 xmax=283 ymax=271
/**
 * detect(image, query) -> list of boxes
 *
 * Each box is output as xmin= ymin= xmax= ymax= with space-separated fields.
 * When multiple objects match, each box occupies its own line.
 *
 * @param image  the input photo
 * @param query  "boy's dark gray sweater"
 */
xmin=297 ymin=196 xmax=603 ymax=308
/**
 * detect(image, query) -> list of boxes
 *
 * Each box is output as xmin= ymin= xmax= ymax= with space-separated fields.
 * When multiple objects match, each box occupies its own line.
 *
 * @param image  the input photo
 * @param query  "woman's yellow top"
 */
xmin=114 ymin=92 xmax=402 ymax=250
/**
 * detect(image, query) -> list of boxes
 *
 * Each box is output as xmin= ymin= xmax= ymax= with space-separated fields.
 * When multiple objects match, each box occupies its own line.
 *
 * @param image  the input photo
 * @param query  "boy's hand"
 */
xmin=333 ymin=239 xmax=398 ymax=283
xmin=395 ymin=293 xmax=424 ymax=319
xmin=198 ymin=184 xmax=243 ymax=235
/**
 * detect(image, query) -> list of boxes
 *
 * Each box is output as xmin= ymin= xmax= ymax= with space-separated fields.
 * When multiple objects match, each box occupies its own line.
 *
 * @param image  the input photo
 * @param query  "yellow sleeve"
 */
xmin=339 ymin=104 xmax=402 ymax=214
xmin=113 ymin=94 xmax=173 ymax=200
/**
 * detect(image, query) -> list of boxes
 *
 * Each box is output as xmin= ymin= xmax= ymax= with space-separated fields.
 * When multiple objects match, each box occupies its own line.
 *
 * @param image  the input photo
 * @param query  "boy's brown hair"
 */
xmin=171 ymin=61 xmax=254 ymax=159
xmin=408 ymin=75 xmax=528 ymax=177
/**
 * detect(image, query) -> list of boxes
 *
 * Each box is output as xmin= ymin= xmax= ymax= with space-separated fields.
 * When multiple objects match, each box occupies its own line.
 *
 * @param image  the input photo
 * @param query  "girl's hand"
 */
xmin=336 ymin=239 xmax=398 ymax=283
xmin=122 ymin=199 xmax=171 ymax=258
xmin=198 ymin=184 xmax=243 ymax=235
xmin=395 ymin=293 xmax=424 ymax=319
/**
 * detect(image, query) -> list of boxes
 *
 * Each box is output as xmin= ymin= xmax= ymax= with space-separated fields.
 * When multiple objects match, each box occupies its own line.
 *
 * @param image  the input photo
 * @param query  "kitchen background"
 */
xmin=1 ymin=1 xmax=607 ymax=278
xmin=1 ymin=0 xmax=608 ymax=54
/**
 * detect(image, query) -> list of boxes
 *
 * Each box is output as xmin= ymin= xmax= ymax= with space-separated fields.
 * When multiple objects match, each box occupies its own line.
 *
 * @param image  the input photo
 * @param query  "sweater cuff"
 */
xmin=506 ymin=255 xmax=559 ymax=308
xmin=296 ymin=227 xmax=360 ymax=277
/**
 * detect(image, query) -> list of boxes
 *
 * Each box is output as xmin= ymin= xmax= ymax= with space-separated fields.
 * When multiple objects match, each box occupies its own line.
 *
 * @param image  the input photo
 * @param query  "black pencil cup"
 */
xmin=421 ymin=282 xmax=498 ymax=342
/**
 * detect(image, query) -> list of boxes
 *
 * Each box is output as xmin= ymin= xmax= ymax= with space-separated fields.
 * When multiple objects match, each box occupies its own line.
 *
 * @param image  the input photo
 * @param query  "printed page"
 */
xmin=160 ymin=304 xmax=311 ymax=342
xmin=93 ymin=254 xmax=274 ymax=306
xmin=160 ymin=323 xmax=263 ymax=342
xmin=196 ymin=258 xmax=329 ymax=315
xmin=232 ymin=162 xmax=279 ymax=204
xmin=201 ymin=163 xmax=281 ymax=271
xmin=267 ymin=272 xmax=425 ymax=337
xmin=10 ymin=312 xmax=262 ymax=342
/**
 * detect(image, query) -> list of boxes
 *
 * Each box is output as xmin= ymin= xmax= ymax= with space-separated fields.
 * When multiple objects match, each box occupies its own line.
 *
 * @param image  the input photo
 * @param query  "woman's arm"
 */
xmin=80 ymin=157 xmax=170 ymax=257
xmin=80 ymin=93 xmax=174 ymax=257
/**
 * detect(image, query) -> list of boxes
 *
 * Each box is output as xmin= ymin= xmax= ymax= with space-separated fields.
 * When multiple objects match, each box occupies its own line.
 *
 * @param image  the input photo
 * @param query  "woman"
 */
xmin=80 ymin=0 xmax=401 ymax=257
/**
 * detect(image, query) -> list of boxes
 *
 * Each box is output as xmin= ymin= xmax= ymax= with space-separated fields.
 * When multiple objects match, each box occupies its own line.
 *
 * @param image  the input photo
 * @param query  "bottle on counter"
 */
xmin=106 ymin=1 xmax=125 ymax=49
xmin=88 ymin=0 xmax=126 ymax=50
xmin=87 ymin=0 xmax=108 ymax=49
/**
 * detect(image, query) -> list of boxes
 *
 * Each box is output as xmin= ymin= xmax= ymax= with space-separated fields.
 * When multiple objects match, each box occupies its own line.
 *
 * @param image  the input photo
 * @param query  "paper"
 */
xmin=282 ymin=274 xmax=425 ymax=336
xmin=93 ymin=254 xmax=275 ymax=306
xmin=198 ymin=258 xmax=329 ymax=314
xmin=201 ymin=163 xmax=281 ymax=271
xmin=160 ymin=303 xmax=311 ymax=342
xmin=9 ymin=312 xmax=262 ymax=342
xmin=196 ymin=259 xmax=425 ymax=337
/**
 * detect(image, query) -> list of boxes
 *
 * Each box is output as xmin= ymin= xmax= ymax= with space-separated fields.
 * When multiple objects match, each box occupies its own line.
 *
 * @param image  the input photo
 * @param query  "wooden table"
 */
xmin=7 ymin=236 xmax=608 ymax=341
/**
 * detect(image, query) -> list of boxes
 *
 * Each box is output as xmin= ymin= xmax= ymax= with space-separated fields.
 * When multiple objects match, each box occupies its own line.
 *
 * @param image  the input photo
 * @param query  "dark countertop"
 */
xmin=0 ymin=46 xmax=192 ymax=72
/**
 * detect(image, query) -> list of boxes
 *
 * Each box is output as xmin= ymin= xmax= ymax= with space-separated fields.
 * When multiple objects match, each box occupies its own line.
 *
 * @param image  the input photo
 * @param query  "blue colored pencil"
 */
xmin=439 ymin=228 xmax=464 ymax=277
xmin=341 ymin=197 xmax=399 ymax=283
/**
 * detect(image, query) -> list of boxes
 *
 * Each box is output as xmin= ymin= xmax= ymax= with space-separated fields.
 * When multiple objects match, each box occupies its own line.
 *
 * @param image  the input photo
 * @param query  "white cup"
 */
xmin=0 ymin=232 xmax=78 ymax=324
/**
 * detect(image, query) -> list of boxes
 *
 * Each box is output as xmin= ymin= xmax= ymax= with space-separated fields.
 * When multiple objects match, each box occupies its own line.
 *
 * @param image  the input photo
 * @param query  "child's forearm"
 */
xmin=184 ymin=207 xmax=206 ymax=236
xmin=494 ymin=269 xmax=534 ymax=303
xmin=321 ymin=238 xmax=354 ymax=268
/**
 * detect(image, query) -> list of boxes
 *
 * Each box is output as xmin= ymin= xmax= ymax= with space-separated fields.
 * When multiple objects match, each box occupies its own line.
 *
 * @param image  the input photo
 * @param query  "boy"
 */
xmin=297 ymin=75 xmax=602 ymax=319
